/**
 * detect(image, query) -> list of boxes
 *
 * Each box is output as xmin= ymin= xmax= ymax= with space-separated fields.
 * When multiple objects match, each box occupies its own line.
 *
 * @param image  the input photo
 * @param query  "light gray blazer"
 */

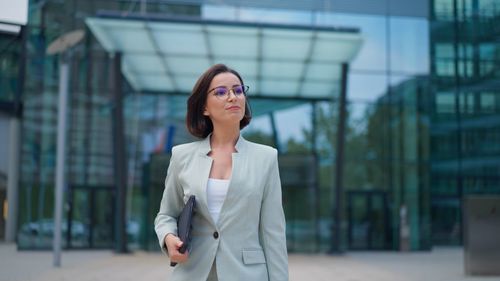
xmin=154 ymin=135 xmax=288 ymax=281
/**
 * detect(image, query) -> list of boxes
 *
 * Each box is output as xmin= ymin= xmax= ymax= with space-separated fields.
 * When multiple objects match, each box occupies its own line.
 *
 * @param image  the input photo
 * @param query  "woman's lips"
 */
xmin=226 ymin=106 xmax=241 ymax=110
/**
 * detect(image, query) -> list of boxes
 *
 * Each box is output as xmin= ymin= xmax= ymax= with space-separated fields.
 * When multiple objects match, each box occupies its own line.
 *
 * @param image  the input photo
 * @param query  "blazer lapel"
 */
xmin=194 ymin=136 xmax=215 ymax=225
xmin=196 ymin=155 xmax=214 ymax=225
xmin=217 ymin=136 xmax=247 ymax=226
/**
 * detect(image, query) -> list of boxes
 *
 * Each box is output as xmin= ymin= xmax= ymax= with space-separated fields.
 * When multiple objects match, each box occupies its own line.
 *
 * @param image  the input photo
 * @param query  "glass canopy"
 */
xmin=86 ymin=13 xmax=363 ymax=115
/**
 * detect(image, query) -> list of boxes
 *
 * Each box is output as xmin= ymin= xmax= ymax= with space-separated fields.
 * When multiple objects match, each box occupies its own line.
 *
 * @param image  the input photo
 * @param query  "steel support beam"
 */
xmin=331 ymin=63 xmax=349 ymax=253
xmin=111 ymin=52 xmax=128 ymax=253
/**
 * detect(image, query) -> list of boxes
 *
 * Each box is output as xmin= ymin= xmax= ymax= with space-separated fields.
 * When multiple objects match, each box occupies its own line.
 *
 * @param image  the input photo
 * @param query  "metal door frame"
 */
xmin=67 ymin=185 xmax=115 ymax=249
xmin=347 ymin=190 xmax=391 ymax=250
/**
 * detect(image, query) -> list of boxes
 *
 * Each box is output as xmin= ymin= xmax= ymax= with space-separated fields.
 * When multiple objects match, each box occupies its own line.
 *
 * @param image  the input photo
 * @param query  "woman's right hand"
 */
xmin=165 ymin=233 xmax=189 ymax=264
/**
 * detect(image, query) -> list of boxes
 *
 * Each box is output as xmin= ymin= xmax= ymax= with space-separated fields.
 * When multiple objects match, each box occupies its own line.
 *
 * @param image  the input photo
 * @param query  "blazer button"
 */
xmin=213 ymin=231 xmax=219 ymax=239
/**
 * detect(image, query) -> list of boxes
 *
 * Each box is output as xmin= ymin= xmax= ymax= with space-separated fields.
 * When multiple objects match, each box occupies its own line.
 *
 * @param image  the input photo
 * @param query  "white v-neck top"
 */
xmin=206 ymin=178 xmax=230 ymax=223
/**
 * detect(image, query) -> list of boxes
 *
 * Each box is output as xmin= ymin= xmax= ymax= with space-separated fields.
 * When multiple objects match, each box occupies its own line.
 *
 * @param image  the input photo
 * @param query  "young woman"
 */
xmin=154 ymin=64 xmax=288 ymax=281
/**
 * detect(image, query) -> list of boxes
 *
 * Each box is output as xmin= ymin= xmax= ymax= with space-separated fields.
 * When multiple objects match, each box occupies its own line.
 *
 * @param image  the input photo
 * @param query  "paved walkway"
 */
xmin=1 ymin=243 xmax=498 ymax=281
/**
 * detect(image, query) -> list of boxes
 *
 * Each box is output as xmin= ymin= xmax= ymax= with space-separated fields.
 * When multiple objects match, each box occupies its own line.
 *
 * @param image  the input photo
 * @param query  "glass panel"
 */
xmin=305 ymin=63 xmax=341 ymax=81
xmin=478 ymin=42 xmax=498 ymax=77
xmin=246 ymin=8 xmax=313 ymax=24
xmin=147 ymin=154 xmax=172 ymax=250
xmin=70 ymin=189 xmax=90 ymax=248
xmin=136 ymin=74 xmax=175 ymax=92
xmin=434 ymin=43 xmax=454 ymax=77
xmin=212 ymin=58 xmax=258 ymax=78
xmin=67 ymin=188 xmax=115 ymax=248
xmin=349 ymin=194 xmax=369 ymax=249
xmin=123 ymin=54 xmax=164 ymax=73
xmin=370 ymin=194 xmax=388 ymax=249
xmin=92 ymin=189 xmax=114 ymax=248
xmin=127 ymin=187 xmax=142 ymax=250
xmin=17 ymin=184 xmax=56 ymax=249
xmin=260 ymin=79 xmax=299 ymax=96
xmin=242 ymin=77 xmax=258 ymax=95
xmin=152 ymin=27 xmax=207 ymax=56
xmin=202 ymin=5 xmax=238 ymax=21
xmin=261 ymin=61 xmax=303 ymax=80
xmin=166 ymin=56 xmax=211 ymax=75
xmin=390 ymin=17 xmax=430 ymax=74
xmin=300 ymin=81 xmax=337 ymax=98
xmin=274 ymin=103 xmax=312 ymax=148
xmin=122 ymin=64 xmax=141 ymax=90
xmin=312 ymin=32 xmax=363 ymax=62
xmin=243 ymin=115 xmax=272 ymax=138
xmin=248 ymin=100 xmax=302 ymax=117
xmin=280 ymin=153 xmax=318 ymax=252
xmin=348 ymin=72 xmax=388 ymax=102
xmin=0 ymin=36 xmax=20 ymax=102
xmin=262 ymin=29 xmax=312 ymax=61
xmin=431 ymin=198 xmax=461 ymax=245
xmin=315 ymin=12 xmax=387 ymax=71
xmin=348 ymin=192 xmax=391 ymax=250
xmin=174 ymin=75 xmax=201 ymax=93
xmin=108 ymin=26 xmax=155 ymax=53
xmin=208 ymin=26 xmax=258 ymax=58
xmin=435 ymin=92 xmax=455 ymax=114
xmin=86 ymin=18 xmax=122 ymax=51
xmin=480 ymin=92 xmax=496 ymax=113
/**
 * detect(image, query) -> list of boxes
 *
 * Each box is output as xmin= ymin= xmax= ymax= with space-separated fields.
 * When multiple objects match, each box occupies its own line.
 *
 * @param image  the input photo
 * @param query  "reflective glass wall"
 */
xmin=17 ymin=0 xmax=432 ymax=251
xmin=17 ymin=0 xmax=200 ymax=249
xmin=430 ymin=0 xmax=500 ymax=245
xmin=0 ymin=35 xmax=21 ymax=103
xmin=14 ymin=0 xmax=500 ymax=252
xmin=19 ymin=0 xmax=117 ymax=249
xmin=231 ymin=8 xmax=432 ymax=251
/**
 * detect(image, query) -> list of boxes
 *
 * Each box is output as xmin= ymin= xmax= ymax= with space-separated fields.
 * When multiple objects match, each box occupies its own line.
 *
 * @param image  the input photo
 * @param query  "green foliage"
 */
xmin=286 ymin=136 xmax=310 ymax=153
xmin=243 ymin=130 xmax=276 ymax=147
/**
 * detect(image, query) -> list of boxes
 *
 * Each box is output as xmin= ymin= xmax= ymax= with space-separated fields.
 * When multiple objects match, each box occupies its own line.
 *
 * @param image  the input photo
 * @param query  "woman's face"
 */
xmin=203 ymin=72 xmax=246 ymax=126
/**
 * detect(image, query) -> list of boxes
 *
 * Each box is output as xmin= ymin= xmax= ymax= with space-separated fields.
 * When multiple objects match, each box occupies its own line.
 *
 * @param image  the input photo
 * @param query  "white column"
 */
xmin=5 ymin=117 xmax=20 ymax=242
xmin=53 ymin=59 xmax=69 ymax=267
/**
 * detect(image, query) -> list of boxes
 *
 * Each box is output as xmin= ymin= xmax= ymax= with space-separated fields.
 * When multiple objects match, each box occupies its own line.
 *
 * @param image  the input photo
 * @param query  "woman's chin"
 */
xmin=212 ymin=116 xmax=243 ymax=126
xmin=226 ymin=112 xmax=244 ymax=121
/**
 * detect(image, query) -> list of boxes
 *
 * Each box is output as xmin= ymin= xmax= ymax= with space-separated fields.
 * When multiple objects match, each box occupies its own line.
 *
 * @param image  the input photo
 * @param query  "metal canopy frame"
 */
xmin=86 ymin=11 xmax=362 ymax=106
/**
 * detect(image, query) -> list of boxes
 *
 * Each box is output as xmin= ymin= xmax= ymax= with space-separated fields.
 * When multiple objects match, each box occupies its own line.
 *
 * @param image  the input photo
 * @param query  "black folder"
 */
xmin=170 ymin=195 xmax=196 ymax=267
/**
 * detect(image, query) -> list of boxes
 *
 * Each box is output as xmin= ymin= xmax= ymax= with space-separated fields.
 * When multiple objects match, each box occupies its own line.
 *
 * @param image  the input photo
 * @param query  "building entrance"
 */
xmin=347 ymin=191 xmax=391 ymax=250
xmin=67 ymin=186 xmax=114 ymax=248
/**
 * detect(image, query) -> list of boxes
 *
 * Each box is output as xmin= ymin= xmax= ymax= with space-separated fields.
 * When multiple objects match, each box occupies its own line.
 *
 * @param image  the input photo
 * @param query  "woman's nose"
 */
xmin=227 ymin=89 xmax=237 ymax=100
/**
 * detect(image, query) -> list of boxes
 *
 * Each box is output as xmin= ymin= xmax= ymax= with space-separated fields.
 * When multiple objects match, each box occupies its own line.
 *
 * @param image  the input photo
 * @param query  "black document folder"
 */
xmin=170 ymin=195 xmax=196 ymax=267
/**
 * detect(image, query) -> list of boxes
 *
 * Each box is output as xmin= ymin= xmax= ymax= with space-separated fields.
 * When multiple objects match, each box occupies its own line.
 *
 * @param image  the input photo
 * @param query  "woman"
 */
xmin=154 ymin=64 xmax=288 ymax=281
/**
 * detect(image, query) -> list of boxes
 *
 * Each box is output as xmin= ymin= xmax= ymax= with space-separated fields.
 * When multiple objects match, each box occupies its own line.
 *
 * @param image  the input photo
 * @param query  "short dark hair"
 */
xmin=186 ymin=64 xmax=252 ymax=138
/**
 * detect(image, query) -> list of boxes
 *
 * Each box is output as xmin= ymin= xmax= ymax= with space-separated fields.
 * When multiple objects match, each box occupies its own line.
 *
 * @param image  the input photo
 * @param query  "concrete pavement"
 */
xmin=1 ymin=243 xmax=498 ymax=281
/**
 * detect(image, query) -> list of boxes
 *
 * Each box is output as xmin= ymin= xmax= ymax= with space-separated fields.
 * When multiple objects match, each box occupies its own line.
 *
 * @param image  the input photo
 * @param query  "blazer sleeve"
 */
xmin=259 ymin=149 xmax=289 ymax=281
xmin=154 ymin=147 xmax=184 ymax=254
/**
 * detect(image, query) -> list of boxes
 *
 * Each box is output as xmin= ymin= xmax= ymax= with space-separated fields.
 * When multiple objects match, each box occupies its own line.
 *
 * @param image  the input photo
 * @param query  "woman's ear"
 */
xmin=203 ymin=108 xmax=209 ymax=116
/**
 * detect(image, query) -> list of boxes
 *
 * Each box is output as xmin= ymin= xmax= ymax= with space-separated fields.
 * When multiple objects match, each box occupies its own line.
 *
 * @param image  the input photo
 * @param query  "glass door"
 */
xmin=348 ymin=191 xmax=391 ymax=250
xmin=67 ymin=186 xmax=114 ymax=248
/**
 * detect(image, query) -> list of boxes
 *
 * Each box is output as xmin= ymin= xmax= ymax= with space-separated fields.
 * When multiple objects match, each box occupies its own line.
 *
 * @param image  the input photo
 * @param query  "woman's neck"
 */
xmin=210 ymin=126 xmax=240 ymax=151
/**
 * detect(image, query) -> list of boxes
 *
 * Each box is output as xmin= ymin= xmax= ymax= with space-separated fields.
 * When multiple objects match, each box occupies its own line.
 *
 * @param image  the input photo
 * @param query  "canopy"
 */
xmin=87 ymin=12 xmax=362 ymax=96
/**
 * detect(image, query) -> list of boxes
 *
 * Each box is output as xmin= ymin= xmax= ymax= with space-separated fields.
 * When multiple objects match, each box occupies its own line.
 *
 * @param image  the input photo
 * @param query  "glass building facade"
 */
xmin=430 ymin=0 xmax=500 ymax=245
xmin=1 ymin=0 xmax=499 ymax=253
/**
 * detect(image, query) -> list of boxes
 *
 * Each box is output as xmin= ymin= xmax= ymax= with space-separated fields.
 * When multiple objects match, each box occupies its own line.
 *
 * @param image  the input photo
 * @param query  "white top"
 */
xmin=206 ymin=178 xmax=230 ymax=223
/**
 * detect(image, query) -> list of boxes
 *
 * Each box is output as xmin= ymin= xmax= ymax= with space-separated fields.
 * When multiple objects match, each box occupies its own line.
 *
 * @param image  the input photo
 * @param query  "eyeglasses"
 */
xmin=208 ymin=85 xmax=249 ymax=100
